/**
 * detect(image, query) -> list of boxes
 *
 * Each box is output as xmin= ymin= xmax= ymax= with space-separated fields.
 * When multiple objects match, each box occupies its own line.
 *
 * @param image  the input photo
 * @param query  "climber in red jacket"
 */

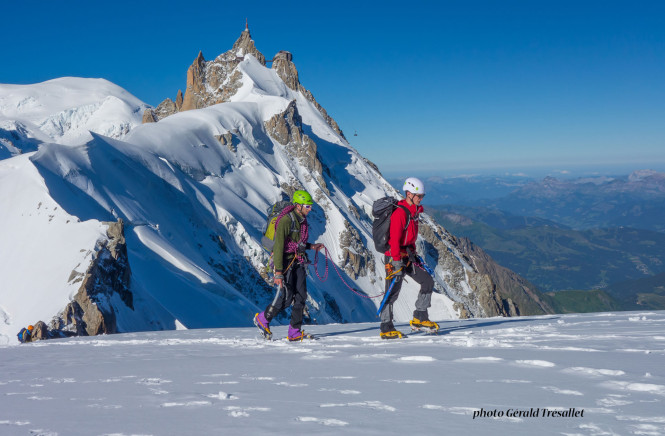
xmin=380 ymin=177 xmax=439 ymax=339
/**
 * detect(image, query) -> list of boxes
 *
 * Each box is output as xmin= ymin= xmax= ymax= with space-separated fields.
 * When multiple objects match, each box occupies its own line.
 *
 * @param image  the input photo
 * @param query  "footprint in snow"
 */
xmin=241 ymin=376 xmax=275 ymax=381
xmin=226 ymin=406 xmax=270 ymax=418
xmin=0 ymin=420 xmax=30 ymax=426
xmin=205 ymin=391 xmax=238 ymax=400
xmin=87 ymin=403 xmax=123 ymax=409
xmin=137 ymin=378 xmax=172 ymax=386
xmin=275 ymin=382 xmax=308 ymax=387
xmin=302 ymin=353 xmax=335 ymax=360
xmin=27 ymin=396 xmax=54 ymax=401
xmin=320 ymin=401 xmax=396 ymax=412
xmin=318 ymin=388 xmax=362 ymax=395
xmin=46 ymin=378 xmax=76 ymax=384
xmin=398 ymin=356 xmax=436 ymax=362
xmin=351 ymin=353 xmax=399 ymax=360
xmin=295 ymin=417 xmax=349 ymax=427
xmin=541 ymin=386 xmax=584 ymax=396
xmin=515 ymin=360 xmax=556 ymax=368
xmin=161 ymin=401 xmax=211 ymax=408
xmin=380 ymin=379 xmax=428 ymax=384
xmin=563 ymin=367 xmax=626 ymax=377
xmin=455 ymin=356 xmax=504 ymax=363
xmin=601 ymin=380 xmax=665 ymax=396
xmin=596 ymin=394 xmax=633 ymax=407
xmin=422 ymin=405 xmax=479 ymax=416
xmin=310 ymin=376 xmax=356 ymax=380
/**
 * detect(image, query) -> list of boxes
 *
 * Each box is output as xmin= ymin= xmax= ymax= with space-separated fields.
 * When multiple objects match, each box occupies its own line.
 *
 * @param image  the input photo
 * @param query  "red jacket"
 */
xmin=385 ymin=199 xmax=422 ymax=260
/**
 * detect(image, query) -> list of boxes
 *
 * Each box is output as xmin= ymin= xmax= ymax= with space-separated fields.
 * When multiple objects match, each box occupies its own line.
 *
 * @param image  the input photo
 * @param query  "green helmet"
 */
xmin=292 ymin=190 xmax=314 ymax=205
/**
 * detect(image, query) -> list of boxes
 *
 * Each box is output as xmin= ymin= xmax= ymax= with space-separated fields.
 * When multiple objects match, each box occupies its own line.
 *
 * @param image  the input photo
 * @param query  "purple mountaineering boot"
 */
xmin=253 ymin=312 xmax=272 ymax=340
xmin=287 ymin=325 xmax=305 ymax=342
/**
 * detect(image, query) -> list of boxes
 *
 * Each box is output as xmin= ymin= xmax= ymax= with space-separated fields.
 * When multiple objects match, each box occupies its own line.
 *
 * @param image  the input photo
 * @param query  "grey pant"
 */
xmin=380 ymin=262 xmax=434 ymax=325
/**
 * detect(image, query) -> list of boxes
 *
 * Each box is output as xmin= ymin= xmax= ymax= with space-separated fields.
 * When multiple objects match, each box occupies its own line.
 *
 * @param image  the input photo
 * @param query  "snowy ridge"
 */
xmin=1 ymin=311 xmax=663 ymax=435
xmin=0 ymin=77 xmax=149 ymax=157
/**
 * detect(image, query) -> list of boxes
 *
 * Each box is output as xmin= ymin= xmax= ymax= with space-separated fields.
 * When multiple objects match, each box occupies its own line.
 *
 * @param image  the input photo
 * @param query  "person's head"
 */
xmin=292 ymin=190 xmax=314 ymax=215
xmin=27 ymin=325 xmax=34 ymax=331
xmin=403 ymin=177 xmax=425 ymax=206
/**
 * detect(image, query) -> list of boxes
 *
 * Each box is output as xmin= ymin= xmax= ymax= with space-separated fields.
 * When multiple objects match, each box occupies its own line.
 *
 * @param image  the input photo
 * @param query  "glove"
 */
xmin=274 ymin=272 xmax=284 ymax=287
xmin=310 ymin=243 xmax=324 ymax=252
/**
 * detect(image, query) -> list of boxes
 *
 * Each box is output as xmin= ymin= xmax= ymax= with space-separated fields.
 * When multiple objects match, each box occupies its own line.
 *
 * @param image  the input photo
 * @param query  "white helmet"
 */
xmin=403 ymin=177 xmax=425 ymax=195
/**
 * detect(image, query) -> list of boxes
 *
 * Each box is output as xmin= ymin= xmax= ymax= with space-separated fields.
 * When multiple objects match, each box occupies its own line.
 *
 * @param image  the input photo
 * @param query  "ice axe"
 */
xmin=377 ymin=276 xmax=398 ymax=316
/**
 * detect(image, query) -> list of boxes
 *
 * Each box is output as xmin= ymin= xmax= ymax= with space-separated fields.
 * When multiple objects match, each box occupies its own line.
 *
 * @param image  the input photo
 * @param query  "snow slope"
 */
xmin=0 ymin=77 xmax=149 ymax=158
xmin=1 ymin=311 xmax=664 ymax=435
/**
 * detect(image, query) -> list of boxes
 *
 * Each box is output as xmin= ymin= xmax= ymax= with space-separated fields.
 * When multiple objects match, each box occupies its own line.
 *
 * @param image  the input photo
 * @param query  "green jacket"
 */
xmin=273 ymin=210 xmax=308 ymax=273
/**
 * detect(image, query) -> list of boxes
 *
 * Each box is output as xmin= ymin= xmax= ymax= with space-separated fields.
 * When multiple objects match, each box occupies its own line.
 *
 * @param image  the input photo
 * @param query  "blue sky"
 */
xmin=2 ymin=0 xmax=664 ymax=177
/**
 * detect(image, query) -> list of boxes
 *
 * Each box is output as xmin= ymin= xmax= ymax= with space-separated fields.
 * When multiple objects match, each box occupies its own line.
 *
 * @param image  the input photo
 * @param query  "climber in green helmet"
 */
xmin=254 ymin=190 xmax=323 ymax=341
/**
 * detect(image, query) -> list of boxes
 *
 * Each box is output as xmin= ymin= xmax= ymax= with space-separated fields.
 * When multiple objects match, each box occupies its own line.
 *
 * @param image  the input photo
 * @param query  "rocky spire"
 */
xmin=231 ymin=21 xmax=266 ymax=65
xmin=180 ymin=51 xmax=208 ymax=111
xmin=270 ymin=51 xmax=346 ymax=139
xmin=143 ymin=21 xmax=341 ymax=141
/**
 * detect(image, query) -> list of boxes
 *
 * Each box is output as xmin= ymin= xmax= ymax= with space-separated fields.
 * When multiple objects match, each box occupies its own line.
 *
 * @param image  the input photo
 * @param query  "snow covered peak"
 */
xmin=628 ymin=169 xmax=665 ymax=182
xmin=0 ymin=77 xmax=149 ymax=157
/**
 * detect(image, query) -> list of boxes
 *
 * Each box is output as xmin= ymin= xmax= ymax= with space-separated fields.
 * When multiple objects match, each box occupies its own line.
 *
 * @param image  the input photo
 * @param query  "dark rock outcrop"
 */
xmin=417 ymin=218 xmax=510 ymax=317
xmin=142 ymin=108 xmax=158 ymax=124
xmin=264 ymin=100 xmax=329 ymax=195
xmin=456 ymin=236 xmax=554 ymax=315
xmin=28 ymin=219 xmax=134 ymax=340
xmin=339 ymin=220 xmax=376 ymax=279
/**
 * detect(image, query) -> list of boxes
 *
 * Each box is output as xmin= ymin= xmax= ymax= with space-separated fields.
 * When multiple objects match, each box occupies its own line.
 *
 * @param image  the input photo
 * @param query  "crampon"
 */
xmin=253 ymin=313 xmax=273 ymax=340
xmin=410 ymin=318 xmax=439 ymax=334
xmin=380 ymin=330 xmax=406 ymax=340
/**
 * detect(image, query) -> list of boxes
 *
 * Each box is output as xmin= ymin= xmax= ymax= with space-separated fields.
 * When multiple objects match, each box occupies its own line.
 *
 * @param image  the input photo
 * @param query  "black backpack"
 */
xmin=371 ymin=197 xmax=411 ymax=253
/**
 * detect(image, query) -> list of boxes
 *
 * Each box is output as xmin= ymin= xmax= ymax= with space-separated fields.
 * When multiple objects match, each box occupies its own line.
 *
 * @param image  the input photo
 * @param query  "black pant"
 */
xmin=264 ymin=263 xmax=308 ymax=330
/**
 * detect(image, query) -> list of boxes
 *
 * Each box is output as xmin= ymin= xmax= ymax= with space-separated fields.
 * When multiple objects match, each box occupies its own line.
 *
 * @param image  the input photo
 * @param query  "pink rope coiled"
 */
xmin=310 ymin=247 xmax=387 ymax=300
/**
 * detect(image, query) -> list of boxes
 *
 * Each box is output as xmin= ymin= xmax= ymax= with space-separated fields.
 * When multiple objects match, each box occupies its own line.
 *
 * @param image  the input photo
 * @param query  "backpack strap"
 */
xmin=288 ymin=211 xmax=298 ymax=234
xmin=396 ymin=205 xmax=413 ymax=247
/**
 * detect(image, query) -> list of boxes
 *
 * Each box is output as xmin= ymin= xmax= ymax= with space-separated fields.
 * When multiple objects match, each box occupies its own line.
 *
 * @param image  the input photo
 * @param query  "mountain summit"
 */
xmin=144 ymin=24 xmax=344 ymax=139
xmin=0 ymin=25 xmax=552 ymax=344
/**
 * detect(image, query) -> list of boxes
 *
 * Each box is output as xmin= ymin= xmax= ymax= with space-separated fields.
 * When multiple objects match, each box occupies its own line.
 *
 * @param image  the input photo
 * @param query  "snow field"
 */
xmin=1 ymin=311 xmax=663 ymax=435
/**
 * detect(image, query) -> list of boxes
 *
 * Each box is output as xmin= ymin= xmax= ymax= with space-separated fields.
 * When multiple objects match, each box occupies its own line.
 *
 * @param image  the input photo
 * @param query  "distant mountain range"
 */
xmin=399 ymin=170 xmax=665 ymax=311
xmin=404 ymin=170 xmax=665 ymax=233
xmin=481 ymin=171 xmax=665 ymax=233
xmin=432 ymin=205 xmax=665 ymax=287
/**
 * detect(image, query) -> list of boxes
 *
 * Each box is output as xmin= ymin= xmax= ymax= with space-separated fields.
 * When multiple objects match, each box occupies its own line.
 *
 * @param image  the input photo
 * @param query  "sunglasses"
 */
xmin=412 ymin=193 xmax=425 ymax=199
xmin=301 ymin=204 xmax=312 ymax=210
